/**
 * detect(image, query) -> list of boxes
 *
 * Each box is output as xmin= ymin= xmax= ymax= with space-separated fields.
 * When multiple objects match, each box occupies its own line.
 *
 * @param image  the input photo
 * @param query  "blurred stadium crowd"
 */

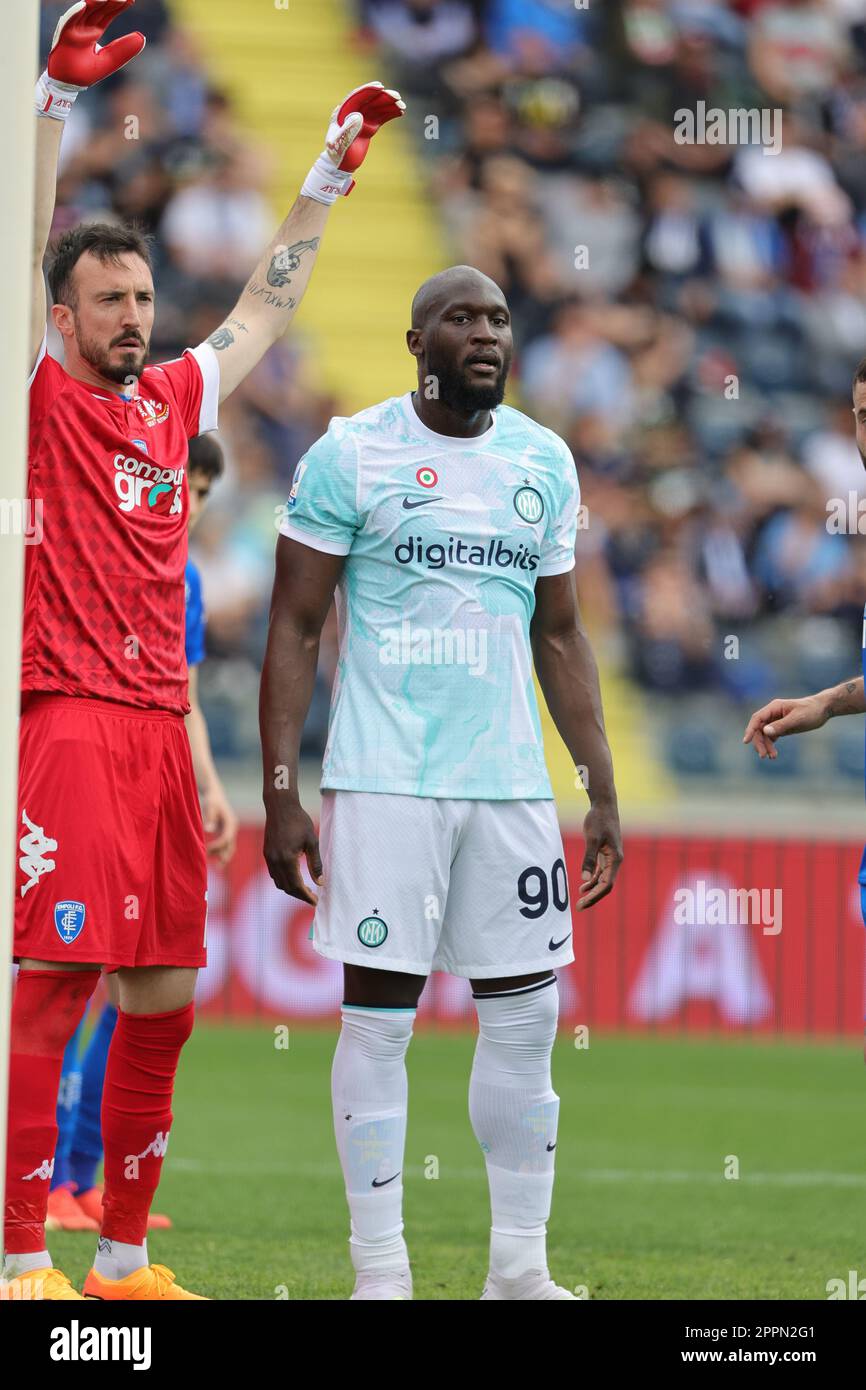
xmin=41 ymin=0 xmax=866 ymax=781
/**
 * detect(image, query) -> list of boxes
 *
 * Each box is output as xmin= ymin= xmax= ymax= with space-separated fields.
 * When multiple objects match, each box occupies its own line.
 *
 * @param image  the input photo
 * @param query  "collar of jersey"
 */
xmin=401 ymin=392 xmax=498 ymax=448
xmin=65 ymin=372 xmax=134 ymax=405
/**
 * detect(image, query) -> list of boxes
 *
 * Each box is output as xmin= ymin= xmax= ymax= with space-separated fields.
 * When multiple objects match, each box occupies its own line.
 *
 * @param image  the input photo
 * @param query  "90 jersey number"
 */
xmin=517 ymin=858 xmax=569 ymax=919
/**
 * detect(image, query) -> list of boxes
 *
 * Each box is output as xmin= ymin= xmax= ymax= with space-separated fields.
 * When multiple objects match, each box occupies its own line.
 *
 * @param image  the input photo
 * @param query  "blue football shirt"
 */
xmin=185 ymin=559 xmax=206 ymax=668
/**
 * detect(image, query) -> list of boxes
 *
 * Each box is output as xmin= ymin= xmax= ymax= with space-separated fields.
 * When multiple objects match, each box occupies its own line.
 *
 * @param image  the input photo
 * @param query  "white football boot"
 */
xmin=350 ymin=1267 xmax=413 ymax=1300
xmin=481 ymin=1269 xmax=577 ymax=1300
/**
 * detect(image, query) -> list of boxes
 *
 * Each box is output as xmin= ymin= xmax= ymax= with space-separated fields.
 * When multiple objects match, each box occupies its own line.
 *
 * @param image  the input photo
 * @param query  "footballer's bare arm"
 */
xmin=744 ymin=677 xmax=866 ymax=759
xmin=260 ymin=533 xmax=344 ymax=904
xmin=531 ymin=569 xmax=623 ymax=909
xmin=206 ymin=83 xmax=404 ymax=403
xmin=205 ymin=205 xmax=328 ymax=403
xmin=30 ymin=116 xmax=64 ymax=369
xmin=31 ymin=1 xmax=146 ymax=371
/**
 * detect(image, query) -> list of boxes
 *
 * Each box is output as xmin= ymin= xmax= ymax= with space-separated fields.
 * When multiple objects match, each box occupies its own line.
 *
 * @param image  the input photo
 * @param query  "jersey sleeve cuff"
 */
xmin=279 ymin=520 xmax=352 ymax=556
xmin=27 ymin=332 xmax=48 ymax=391
xmin=188 ymin=342 xmax=220 ymax=434
xmin=537 ymin=554 xmax=576 ymax=577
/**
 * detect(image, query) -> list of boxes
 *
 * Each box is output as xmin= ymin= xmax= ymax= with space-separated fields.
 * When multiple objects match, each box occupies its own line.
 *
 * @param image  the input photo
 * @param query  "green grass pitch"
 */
xmin=48 ymin=1024 xmax=866 ymax=1300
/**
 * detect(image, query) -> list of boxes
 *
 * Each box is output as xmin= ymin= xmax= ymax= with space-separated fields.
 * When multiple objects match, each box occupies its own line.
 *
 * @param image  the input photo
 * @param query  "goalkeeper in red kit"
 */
xmin=3 ymin=0 xmax=403 ymax=1301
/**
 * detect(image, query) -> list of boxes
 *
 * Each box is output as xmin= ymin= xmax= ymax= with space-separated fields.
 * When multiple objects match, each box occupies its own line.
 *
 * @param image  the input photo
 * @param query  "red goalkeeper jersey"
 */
xmin=23 ymin=337 xmax=219 ymax=715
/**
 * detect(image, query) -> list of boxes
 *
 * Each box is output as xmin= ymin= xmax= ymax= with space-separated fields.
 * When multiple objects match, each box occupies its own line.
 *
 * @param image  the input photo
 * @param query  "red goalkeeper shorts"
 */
xmin=14 ymin=694 xmax=207 ymax=969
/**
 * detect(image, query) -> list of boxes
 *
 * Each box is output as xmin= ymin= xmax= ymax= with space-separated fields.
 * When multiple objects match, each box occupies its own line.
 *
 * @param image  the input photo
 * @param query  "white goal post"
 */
xmin=0 ymin=0 xmax=39 ymax=1256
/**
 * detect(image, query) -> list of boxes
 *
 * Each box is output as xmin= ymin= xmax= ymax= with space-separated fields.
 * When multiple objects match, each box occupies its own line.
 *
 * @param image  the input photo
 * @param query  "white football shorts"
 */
xmin=312 ymin=790 xmax=574 ymax=979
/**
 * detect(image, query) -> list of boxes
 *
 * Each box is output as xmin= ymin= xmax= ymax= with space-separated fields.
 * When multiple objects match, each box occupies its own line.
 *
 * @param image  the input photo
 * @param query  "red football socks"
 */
xmin=100 ymin=1003 xmax=194 ymax=1245
xmin=4 ymin=968 xmax=100 ymax=1253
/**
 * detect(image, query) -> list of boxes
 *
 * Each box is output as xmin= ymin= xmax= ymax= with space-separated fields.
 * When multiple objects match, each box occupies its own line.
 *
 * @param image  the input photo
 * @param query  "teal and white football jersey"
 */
xmin=280 ymin=392 xmax=580 ymax=799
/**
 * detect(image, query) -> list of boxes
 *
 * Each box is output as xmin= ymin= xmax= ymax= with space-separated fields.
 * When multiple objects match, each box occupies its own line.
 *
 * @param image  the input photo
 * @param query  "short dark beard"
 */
xmin=75 ymin=319 xmax=148 ymax=385
xmin=425 ymin=347 xmax=509 ymax=415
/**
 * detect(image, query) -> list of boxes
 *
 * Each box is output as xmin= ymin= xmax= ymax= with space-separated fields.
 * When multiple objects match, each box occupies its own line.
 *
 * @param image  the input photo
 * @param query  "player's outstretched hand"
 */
xmin=742 ymin=694 xmax=829 ymax=760
xmin=576 ymin=804 xmax=623 ymax=911
xmin=263 ymin=797 xmax=323 ymax=906
xmin=47 ymin=1 xmax=146 ymax=88
xmin=302 ymin=82 xmax=405 ymax=203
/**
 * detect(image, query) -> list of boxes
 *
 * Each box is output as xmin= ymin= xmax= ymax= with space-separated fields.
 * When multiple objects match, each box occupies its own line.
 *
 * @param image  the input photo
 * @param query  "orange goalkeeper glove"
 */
xmin=301 ymin=82 xmax=405 ymax=204
xmin=35 ymin=0 xmax=145 ymax=121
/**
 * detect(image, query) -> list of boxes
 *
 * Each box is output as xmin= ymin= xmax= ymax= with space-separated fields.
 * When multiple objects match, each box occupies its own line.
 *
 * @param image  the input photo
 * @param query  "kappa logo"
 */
xmin=134 ymin=397 xmax=170 ymax=427
xmin=22 ymin=1157 xmax=54 ymax=1182
xmin=137 ymin=1130 xmax=170 ymax=1160
xmin=18 ymin=808 xmax=57 ymax=897
xmin=54 ymin=901 xmax=86 ymax=945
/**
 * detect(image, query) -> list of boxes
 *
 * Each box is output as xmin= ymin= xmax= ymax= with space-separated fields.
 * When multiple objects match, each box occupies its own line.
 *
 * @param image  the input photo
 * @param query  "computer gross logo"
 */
xmin=112 ymin=453 xmax=184 ymax=515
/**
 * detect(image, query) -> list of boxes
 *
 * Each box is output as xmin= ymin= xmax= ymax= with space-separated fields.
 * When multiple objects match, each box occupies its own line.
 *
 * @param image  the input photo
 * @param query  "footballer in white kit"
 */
xmin=261 ymin=265 xmax=623 ymax=1301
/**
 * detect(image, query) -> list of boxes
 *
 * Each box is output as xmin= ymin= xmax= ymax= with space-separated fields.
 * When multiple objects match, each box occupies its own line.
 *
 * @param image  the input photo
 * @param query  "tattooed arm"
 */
xmin=204 ymin=83 xmax=404 ymax=403
xmin=206 ymin=198 xmax=328 ymax=403
xmin=743 ymin=678 xmax=866 ymax=760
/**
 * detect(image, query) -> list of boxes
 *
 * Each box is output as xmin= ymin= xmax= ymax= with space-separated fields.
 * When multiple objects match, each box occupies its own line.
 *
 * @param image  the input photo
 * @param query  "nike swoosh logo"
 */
xmin=371 ymin=1172 xmax=401 ymax=1188
xmin=402 ymin=496 xmax=440 ymax=509
xmin=548 ymin=934 xmax=570 ymax=951
xmin=547 ymin=1142 xmax=556 ymax=1151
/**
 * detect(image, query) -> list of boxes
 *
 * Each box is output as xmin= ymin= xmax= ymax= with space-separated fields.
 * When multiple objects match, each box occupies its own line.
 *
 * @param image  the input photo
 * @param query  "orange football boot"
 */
xmin=76 ymin=1183 xmax=172 ymax=1231
xmin=1 ymin=1268 xmax=84 ymax=1300
xmin=83 ymin=1263 xmax=206 ymax=1300
xmin=46 ymin=1184 xmax=100 ymax=1232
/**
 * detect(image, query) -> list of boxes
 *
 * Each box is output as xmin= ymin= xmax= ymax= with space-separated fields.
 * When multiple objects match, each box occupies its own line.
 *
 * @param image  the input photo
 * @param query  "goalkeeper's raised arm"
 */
xmin=30 ymin=1 xmax=405 ymax=402
xmin=205 ymin=82 xmax=405 ymax=403
xmin=31 ymin=0 xmax=146 ymax=370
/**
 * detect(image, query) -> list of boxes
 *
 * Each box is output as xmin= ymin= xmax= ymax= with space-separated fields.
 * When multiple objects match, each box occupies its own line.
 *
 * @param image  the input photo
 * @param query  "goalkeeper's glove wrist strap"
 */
xmin=301 ymin=153 xmax=355 ymax=205
xmin=35 ymin=70 xmax=80 ymax=121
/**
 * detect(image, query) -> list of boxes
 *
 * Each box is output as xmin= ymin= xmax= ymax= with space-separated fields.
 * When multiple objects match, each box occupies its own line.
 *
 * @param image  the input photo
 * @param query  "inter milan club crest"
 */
xmin=54 ymin=900 xmax=86 ymax=945
xmin=357 ymin=911 xmax=388 ymax=947
xmin=513 ymin=483 xmax=544 ymax=523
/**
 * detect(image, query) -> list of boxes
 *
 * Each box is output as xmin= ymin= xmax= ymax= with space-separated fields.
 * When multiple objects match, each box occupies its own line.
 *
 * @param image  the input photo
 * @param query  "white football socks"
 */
xmin=469 ymin=977 xmax=560 ymax=1280
xmin=332 ymin=1005 xmax=416 ymax=1275
xmin=3 ymin=1249 xmax=52 ymax=1278
xmin=93 ymin=1237 xmax=148 ymax=1280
